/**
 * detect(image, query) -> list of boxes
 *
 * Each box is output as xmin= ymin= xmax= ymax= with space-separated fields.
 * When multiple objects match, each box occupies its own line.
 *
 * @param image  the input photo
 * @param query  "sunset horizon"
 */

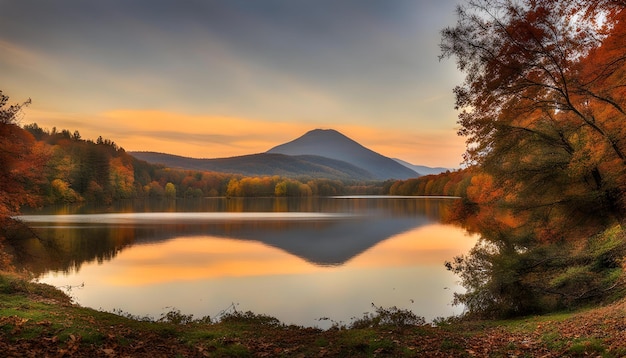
xmin=1 ymin=0 xmax=465 ymax=168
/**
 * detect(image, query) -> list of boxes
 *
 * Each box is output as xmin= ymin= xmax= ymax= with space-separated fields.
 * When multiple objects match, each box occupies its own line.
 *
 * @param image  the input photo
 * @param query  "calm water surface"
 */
xmin=17 ymin=196 xmax=476 ymax=328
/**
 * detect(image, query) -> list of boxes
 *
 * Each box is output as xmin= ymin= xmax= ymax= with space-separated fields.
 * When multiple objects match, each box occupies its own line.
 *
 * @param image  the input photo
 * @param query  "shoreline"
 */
xmin=1 ymin=271 xmax=625 ymax=357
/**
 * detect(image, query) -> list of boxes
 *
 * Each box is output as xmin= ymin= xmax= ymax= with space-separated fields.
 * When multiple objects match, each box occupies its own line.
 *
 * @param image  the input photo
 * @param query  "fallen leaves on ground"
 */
xmin=1 ymin=298 xmax=625 ymax=357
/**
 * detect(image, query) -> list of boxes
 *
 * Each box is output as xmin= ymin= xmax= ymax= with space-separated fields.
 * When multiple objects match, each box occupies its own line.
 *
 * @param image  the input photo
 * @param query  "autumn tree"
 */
xmin=440 ymin=0 xmax=626 ymax=317
xmin=441 ymin=0 xmax=626 ymax=225
xmin=275 ymin=179 xmax=312 ymax=197
xmin=164 ymin=182 xmax=177 ymax=199
xmin=109 ymin=156 xmax=135 ymax=200
xmin=0 ymin=91 xmax=46 ymax=218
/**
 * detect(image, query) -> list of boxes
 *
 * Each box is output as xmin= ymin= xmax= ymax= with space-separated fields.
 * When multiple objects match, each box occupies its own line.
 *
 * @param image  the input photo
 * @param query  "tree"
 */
xmin=109 ymin=156 xmax=135 ymax=199
xmin=440 ymin=0 xmax=626 ymax=224
xmin=0 ymin=91 xmax=46 ymax=218
xmin=226 ymin=178 xmax=241 ymax=197
xmin=439 ymin=1 xmax=626 ymax=318
xmin=164 ymin=182 xmax=177 ymax=199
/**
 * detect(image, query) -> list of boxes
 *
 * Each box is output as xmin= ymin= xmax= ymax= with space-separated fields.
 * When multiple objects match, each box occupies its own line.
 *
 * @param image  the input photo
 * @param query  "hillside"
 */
xmin=129 ymin=151 xmax=377 ymax=181
xmin=267 ymin=129 xmax=418 ymax=180
xmin=393 ymin=158 xmax=450 ymax=176
xmin=131 ymin=129 xmax=423 ymax=181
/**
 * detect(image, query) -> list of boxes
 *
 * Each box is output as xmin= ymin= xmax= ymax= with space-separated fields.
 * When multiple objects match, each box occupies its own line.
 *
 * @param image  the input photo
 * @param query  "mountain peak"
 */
xmin=308 ymin=128 xmax=336 ymax=133
xmin=267 ymin=129 xmax=417 ymax=180
xmin=306 ymin=128 xmax=346 ymax=136
xmin=291 ymin=128 xmax=352 ymax=139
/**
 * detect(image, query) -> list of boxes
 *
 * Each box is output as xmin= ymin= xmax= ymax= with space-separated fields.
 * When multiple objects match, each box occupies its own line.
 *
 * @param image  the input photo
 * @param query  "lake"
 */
xmin=16 ymin=196 xmax=476 ymax=329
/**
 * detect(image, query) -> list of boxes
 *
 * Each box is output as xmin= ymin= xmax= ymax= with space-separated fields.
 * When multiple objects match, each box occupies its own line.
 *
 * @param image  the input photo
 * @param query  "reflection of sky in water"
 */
xmin=38 ymin=223 xmax=475 ymax=328
xmin=22 ymin=198 xmax=476 ymax=328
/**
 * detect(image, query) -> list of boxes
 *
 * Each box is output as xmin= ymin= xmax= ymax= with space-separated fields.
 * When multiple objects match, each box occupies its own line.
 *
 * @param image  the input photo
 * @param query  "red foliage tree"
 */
xmin=0 ymin=91 xmax=46 ymax=218
xmin=441 ymin=0 xmax=626 ymax=225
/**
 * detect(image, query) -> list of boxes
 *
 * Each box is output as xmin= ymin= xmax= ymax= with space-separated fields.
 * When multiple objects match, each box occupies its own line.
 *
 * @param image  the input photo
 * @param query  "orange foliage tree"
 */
xmin=440 ymin=0 xmax=626 ymax=317
xmin=0 ymin=92 xmax=46 ymax=218
xmin=387 ymin=169 xmax=473 ymax=198
xmin=441 ymin=0 xmax=626 ymax=226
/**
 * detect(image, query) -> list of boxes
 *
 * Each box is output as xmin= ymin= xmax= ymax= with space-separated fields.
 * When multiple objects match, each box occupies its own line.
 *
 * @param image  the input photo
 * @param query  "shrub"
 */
xmin=349 ymin=304 xmax=425 ymax=329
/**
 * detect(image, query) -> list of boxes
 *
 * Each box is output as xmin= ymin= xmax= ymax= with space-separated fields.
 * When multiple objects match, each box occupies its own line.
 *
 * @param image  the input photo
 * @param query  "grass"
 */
xmin=1 ymin=271 xmax=625 ymax=357
xmin=567 ymin=338 xmax=606 ymax=356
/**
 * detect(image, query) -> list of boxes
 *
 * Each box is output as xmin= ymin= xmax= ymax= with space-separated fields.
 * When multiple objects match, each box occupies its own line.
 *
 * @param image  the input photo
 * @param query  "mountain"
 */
xmin=130 ymin=151 xmax=377 ymax=181
xmin=267 ymin=129 xmax=417 ymax=180
xmin=392 ymin=158 xmax=450 ymax=176
xmin=131 ymin=129 xmax=421 ymax=181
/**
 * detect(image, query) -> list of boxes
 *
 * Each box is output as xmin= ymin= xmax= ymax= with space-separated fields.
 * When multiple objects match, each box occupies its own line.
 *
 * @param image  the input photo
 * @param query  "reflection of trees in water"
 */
xmin=16 ymin=197 xmax=459 ymax=275
xmin=445 ymin=203 xmax=626 ymax=319
xmin=31 ymin=197 xmax=454 ymax=219
xmin=13 ymin=225 xmax=136 ymax=276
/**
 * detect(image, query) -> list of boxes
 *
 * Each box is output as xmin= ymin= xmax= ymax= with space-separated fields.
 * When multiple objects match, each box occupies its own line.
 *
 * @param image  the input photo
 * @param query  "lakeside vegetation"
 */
xmin=1 ymin=271 xmax=626 ymax=357
xmin=385 ymin=0 xmax=626 ymax=322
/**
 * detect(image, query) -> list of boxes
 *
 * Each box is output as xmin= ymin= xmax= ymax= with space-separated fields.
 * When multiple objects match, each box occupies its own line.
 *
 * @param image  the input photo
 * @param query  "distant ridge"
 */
xmin=267 ymin=129 xmax=417 ymax=180
xmin=130 ymin=151 xmax=377 ymax=181
xmin=131 ymin=129 xmax=424 ymax=181
xmin=392 ymin=158 xmax=450 ymax=176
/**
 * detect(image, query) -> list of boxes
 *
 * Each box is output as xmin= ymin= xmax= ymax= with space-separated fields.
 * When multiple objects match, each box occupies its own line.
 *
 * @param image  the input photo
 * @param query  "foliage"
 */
xmin=157 ymin=308 xmax=211 ymax=325
xmin=219 ymin=310 xmax=282 ymax=328
xmin=437 ymin=0 xmax=626 ymax=319
xmin=0 ymin=92 xmax=46 ymax=218
xmin=441 ymin=0 xmax=626 ymax=223
xmin=349 ymin=304 xmax=426 ymax=329
xmin=387 ymin=169 xmax=473 ymax=197
xmin=20 ymin=122 xmax=137 ymax=205
xmin=274 ymin=178 xmax=313 ymax=196
xmin=163 ymin=182 xmax=176 ymax=199
xmin=446 ymin=213 xmax=626 ymax=318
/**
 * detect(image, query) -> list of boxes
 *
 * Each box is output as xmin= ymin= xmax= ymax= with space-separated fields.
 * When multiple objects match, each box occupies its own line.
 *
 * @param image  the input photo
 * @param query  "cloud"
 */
xmin=79 ymin=109 xmax=320 ymax=157
xmin=0 ymin=39 xmax=42 ymax=71
xmin=4 ymin=0 xmax=466 ymax=167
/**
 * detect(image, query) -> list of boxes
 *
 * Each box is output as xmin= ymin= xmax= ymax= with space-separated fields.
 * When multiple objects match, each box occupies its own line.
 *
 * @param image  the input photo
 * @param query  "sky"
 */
xmin=0 ymin=0 xmax=465 ymax=168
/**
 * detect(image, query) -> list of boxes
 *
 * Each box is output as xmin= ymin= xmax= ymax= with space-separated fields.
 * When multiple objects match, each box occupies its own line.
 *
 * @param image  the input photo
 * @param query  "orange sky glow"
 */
xmin=64 ymin=224 xmax=476 ymax=287
xmin=2 ymin=0 xmax=466 ymax=168
xmin=24 ymin=108 xmax=466 ymax=167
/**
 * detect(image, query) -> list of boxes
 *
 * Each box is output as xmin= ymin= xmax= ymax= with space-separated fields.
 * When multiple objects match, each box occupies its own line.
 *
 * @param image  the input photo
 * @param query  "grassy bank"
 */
xmin=1 ymin=272 xmax=625 ymax=357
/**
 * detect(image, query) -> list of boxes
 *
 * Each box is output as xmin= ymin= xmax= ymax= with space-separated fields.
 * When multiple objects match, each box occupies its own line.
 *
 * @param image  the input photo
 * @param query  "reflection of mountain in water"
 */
xmin=121 ymin=214 xmax=432 ymax=266
xmin=15 ymin=197 xmax=457 ymax=274
xmin=209 ymin=216 xmax=431 ymax=266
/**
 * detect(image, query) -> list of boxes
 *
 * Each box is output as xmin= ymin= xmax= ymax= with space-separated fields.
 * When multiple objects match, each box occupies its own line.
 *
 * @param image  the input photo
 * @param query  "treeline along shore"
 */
xmin=4 ymin=118 xmax=475 ymax=208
